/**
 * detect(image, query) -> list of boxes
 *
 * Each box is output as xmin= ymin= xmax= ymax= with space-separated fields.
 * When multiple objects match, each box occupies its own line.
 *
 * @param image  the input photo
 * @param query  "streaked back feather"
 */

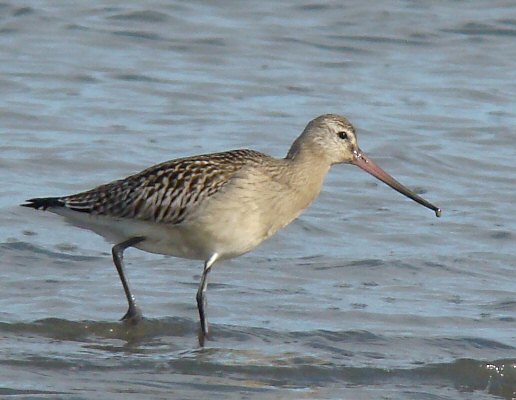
xmin=63 ymin=149 xmax=269 ymax=224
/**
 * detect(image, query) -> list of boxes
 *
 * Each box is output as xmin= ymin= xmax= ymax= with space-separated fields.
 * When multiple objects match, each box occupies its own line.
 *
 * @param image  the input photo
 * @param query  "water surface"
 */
xmin=0 ymin=1 xmax=515 ymax=399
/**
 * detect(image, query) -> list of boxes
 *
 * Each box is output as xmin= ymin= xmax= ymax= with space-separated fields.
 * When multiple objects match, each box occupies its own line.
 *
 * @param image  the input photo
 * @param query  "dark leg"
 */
xmin=112 ymin=237 xmax=146 ymax=322
xmin=196 ymin=253 xmax=218 ymax=345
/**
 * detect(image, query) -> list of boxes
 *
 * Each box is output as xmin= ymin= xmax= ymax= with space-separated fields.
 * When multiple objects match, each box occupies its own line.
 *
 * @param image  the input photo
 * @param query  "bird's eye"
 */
xmin=338 ymin=131 xmax=349 ymax=140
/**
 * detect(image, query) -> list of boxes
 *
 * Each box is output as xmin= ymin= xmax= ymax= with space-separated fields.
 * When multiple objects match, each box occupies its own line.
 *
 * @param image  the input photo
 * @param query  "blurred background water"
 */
xmin=0 ymin=1 xmax=515 ymax=399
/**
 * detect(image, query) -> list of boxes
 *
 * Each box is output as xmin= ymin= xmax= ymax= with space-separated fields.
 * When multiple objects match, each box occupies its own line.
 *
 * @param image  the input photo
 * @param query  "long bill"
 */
xmin=352 ymin=149 xmax=441 ymax=217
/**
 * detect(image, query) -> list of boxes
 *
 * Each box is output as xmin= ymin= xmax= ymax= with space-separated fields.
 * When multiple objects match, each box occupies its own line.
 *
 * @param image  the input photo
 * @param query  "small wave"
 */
xmin=0 ymin=316 xmax=196 ymax=342
xmin=1 ymin=317 xmax=514 ymax=397
xmin=107 ymin=10 xmax=170 ymax=23
xmin=0 ymin=241 xmax=100 ymax=262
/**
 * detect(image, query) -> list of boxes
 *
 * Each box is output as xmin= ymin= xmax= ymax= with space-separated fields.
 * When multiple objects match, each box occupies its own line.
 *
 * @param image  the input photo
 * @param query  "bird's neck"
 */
xmin=281 ymin=148 xmax=332 ymax=207
xmin=285 ymin=137 xmax=332 ymax=181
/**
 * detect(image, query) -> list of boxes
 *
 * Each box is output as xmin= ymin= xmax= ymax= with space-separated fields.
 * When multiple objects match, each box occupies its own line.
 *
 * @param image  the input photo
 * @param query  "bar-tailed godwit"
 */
xmin=22 ymin=114 xmax=441 ymax=344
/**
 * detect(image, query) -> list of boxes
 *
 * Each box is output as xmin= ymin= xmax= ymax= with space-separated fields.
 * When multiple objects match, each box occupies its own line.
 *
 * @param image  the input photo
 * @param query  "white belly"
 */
xmin=50 ymin=207 xmax=265 ymax=261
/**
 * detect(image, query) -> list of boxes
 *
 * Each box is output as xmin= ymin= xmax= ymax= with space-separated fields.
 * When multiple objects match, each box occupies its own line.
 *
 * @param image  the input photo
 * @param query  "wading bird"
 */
xmin=22 ymin=114 xmax=441 ymax=345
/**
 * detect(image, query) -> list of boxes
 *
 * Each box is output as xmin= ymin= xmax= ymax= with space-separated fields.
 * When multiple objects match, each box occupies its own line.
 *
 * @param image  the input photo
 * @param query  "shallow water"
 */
xmin=1 ymin=1 xmax=515 ymax=399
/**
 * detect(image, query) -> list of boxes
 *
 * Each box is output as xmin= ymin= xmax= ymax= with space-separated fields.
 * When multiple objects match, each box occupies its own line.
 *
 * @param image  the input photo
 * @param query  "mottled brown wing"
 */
xmin=63 ymin=149 xmax=268 ymax=225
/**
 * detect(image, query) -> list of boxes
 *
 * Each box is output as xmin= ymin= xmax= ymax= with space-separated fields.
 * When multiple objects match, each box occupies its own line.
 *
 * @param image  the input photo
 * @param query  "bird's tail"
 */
xmin=21 ymin=197 xmax=65 ymax=210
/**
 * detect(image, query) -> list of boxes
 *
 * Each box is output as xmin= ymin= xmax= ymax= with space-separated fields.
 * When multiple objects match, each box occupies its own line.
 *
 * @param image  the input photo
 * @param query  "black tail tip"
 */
xmin=21 ymin=197 xmax=64 ymax=210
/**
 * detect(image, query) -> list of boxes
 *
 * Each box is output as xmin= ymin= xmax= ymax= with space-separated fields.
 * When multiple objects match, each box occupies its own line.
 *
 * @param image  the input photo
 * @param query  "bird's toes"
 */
xmin=120 ymin=306 xmax=143 ymax=324
xmin=197 ymin=328 xmax=209 ymax=347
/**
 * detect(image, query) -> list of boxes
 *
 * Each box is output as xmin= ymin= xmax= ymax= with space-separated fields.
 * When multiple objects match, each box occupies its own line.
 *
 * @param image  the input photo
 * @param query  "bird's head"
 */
xmin=288 ymin=114 xmax=441 ymax=217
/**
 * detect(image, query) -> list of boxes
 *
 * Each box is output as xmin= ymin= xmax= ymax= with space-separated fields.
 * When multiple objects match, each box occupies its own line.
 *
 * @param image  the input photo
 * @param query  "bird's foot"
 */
xmin=120 ymin=306 xmax=143 ymax=324
xmin=197 ymin=325 xmax=209 ymax=347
